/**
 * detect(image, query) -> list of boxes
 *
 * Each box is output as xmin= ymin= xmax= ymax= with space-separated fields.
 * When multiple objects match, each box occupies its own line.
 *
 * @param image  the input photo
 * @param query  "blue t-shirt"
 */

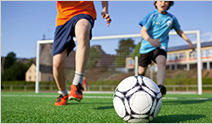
xmin=139 ymin=10 xmax=181 ymax=54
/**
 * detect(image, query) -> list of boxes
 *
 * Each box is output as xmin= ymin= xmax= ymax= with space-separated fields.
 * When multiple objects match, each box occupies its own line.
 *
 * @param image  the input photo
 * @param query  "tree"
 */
xmin=131 ymin=39 xmax=143 ymax=59
xmin=2 ymin=62 xmax=28 ymax=81
xmin=86 ymin=46 xmax=101 ymax=69
xmin=3 ymin=52 xmax=16 ymax=70
xmin=1 ymin=52 xmax=31 ymax=81
xmin=115 ymin=38 xmax=135 ymax=67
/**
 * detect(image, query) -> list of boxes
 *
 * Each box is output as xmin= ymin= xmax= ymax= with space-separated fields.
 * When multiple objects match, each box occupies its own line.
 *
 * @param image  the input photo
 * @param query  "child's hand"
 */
xmin=101 ymin=12 xmax=112 ymax=27
xmin=149 ymin=38 xmax=161 ymax=48
xmin=189 ymin=43 xmax=195 ymax=52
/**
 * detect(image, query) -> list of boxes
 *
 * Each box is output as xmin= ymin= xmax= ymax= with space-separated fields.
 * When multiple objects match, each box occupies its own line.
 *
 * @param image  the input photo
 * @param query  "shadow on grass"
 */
xmin=163 ymin=99 xmax=208 ymax=105
xmin=93 ymin=106 xmax=114 ymax=110
xmin=66 ymin=101 xmax=112 ymax=106
xmin=151 ymin=114 xmax=206 ymax=123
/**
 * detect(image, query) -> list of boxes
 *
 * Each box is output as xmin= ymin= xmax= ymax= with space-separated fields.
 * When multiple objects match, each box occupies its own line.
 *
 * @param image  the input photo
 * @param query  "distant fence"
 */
xmin=2 ymin=84 xmax=212 ymax=92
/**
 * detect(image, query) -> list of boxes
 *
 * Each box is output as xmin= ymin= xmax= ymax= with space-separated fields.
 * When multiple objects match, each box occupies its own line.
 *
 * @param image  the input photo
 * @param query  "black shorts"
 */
xmin=139 ymin=48 xmax=167 ymax=67
xmin=52 ymin=14 xmax=94 ymax=56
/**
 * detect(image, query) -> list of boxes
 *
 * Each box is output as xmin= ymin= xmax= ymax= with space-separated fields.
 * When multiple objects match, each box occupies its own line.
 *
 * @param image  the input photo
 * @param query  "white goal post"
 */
xmin=35 ymin=30 xmax=202 ymax=94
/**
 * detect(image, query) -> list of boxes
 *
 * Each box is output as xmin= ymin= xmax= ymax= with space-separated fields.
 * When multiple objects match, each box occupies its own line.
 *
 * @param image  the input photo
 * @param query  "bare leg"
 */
xmin=138 ymin=66 xmax=147 ymax=76
xmin=71 ymin=19 xmax=91 ymax=86
xmin=68 ymin=19 xmax=92 ymax=101
xmin=53 ymin=48 xmax=67 ymax=91
xmin=155 ymin=55 xmax=166 ymax=85
xmin=74 ymin=19 xmax=91 ymax=74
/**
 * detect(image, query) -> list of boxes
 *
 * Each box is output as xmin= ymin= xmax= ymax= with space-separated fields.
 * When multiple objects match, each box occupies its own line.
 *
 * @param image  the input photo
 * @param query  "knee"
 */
xmin=75 ymin=20 xmax=91 ymax=42
xmin=157 ymin=60 xmax=166 ymax=67
xmin=53 ymin=60 xmax=65 ymax=71
xmin=156 ymin=56 xmax=166 ymax=67
xmin=78 ymin=28 xmax=90 ymax=40
xmin=138 ymin=66 xmax=145 ymax=75
xmin=76 ymin=30 xmax=90 ymax=48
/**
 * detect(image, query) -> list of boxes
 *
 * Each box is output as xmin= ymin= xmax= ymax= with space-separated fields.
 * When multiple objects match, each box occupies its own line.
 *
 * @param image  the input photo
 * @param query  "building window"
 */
xmin=210 ymin=49 xmax=212 ymax=56
xmin=190 ymin=51 xmax=197 ymax=58
xmin=201 ymin=50 xmax=205 ymax=57
xmin=179 ymin=53 xmax=186 ymax=59
xmin=127 ymin=59 xmax=134 ymax=65
xmin=206 ymin=49 xmax=211 ymax=57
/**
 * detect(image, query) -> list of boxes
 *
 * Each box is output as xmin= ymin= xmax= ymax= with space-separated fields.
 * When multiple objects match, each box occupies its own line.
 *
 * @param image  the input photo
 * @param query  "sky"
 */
xmin=1 ymin=1 xmax=212 ymax=58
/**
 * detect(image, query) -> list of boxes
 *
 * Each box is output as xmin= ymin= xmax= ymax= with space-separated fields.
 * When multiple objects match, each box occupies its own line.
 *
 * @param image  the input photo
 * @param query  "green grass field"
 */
xmin=1 ymin=92 xmax=212 ymax=123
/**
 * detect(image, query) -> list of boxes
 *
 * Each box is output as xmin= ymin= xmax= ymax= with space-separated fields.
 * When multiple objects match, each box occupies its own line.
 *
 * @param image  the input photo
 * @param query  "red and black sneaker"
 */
xmin=69 ymin=84 xmax=84 ymax=102
xmin=54 ymin=94 xmax=68 ymax=106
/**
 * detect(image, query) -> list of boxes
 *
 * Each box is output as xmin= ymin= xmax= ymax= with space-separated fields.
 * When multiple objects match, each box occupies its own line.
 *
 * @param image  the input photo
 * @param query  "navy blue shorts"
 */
xmin=139 ymin=48 xmax=167 ymax=67
xmin=52 ymin=14 xmax=95 ymax=56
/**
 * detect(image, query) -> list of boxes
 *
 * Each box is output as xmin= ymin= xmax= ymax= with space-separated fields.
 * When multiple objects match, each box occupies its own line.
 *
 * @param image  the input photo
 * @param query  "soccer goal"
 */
xmin=35 ymin=30 xmax=202 ymax=94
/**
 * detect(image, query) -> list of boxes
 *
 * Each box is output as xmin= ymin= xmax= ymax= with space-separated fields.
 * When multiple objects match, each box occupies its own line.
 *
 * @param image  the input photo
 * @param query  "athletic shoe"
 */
xmin=69 ymin=84 xmax=84 ymax=102
xmin=54 ymin=94 xmax=68 ymax=106
xmin=158 ymin=85 xmax=167 ymax=97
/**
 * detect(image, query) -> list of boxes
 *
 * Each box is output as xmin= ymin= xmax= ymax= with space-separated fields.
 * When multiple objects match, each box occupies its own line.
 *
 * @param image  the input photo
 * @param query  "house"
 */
xmin=25 ymin=44 xmax=117 ymax=82
xmin=25 ymin=63 xmax=54 ymax=82
xmin=25 ymin=43 xmax=76 ymax=82
xmin=126 ymin=41 xmax=212 ymax=70
xmin=167 ymin=41 xmax=212 ymax=70
xmin=92 ymin=45 xmax=116 ymax=68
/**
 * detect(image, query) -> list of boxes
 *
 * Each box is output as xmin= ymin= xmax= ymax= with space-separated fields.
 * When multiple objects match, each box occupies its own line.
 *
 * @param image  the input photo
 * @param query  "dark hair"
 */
xmin=154 ymin=1 xmax=174 ymax=10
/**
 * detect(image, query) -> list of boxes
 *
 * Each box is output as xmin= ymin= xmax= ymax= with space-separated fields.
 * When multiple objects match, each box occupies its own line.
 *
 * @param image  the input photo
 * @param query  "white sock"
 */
xmin=72 ymin=71 xmax=84 ymax=85
xmin=58 ymin=88 xmax=68 ymax=96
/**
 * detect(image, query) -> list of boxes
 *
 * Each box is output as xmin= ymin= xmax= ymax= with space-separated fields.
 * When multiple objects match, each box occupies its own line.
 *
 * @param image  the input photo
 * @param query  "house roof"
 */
xmin=168 ymin=41 xmax=212 ymax=52
xmin=96 ymin=53 xmax=116 ymax=67
xmin=31 ymin=62 xmax=52 ymax=74
xmin=92 ymin=45 xmax=116 ymax=67
xmin=40 ymin=64 xmax=52 ymax=73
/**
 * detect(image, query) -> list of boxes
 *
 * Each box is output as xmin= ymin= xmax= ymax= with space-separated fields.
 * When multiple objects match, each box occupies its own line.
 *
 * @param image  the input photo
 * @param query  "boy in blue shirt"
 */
xmin=138 ymin=1 xmax=195 ymax=96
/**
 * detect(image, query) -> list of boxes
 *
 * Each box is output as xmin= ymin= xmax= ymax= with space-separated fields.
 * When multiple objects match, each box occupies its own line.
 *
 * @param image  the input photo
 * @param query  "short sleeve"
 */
xmin=172 ymin=17 xmax=181 ymax=31
xmin=138 ymin=11 xmax=154 ymax=30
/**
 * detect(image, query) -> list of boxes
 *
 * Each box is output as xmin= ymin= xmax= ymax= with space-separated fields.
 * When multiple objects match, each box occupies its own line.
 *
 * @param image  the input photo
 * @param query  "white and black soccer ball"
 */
xmin=113 ymin=76 xmax=162 ymax=123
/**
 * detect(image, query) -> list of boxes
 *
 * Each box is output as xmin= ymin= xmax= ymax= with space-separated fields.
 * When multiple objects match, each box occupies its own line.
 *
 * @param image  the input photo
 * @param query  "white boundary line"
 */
xmin=2 ymin=94 xmax=212 ymax=101
xmin=83 ymin=91 xmax=197 ymax=94
xmin=163 ymin=97 xmax=212 ymax=101
xmin=1 ymin=94 xmax=112 ymax=99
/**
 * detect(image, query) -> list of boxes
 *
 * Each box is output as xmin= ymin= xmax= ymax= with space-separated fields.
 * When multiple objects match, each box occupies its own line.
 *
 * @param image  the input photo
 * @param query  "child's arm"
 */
xmin=101 ymin=1 xmax=111 ymax=27
xmin=141 ymin=26 xmax=161 ymax=48
xmin=176 ymin=29 xmax=195 ymax=52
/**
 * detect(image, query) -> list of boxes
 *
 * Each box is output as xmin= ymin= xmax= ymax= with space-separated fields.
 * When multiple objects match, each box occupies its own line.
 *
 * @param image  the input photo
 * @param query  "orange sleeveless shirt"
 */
xmin=56 ymin=1 xmax=97 ymax=27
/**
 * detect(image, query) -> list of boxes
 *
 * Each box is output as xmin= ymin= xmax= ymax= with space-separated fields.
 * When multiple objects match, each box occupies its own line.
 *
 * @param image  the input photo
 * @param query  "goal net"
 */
xmin=35 ymin=30 xmax=202 ymax=94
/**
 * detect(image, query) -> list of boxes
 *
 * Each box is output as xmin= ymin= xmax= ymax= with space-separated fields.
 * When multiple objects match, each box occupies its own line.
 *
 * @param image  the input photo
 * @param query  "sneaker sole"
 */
xmin=69 ymin=96 xmax=82 ymax=102
xmin=54 ymin=103 xmax=67 ymax=106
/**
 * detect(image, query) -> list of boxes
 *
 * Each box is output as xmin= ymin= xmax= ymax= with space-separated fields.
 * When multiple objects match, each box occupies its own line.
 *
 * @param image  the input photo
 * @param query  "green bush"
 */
xmin=164 ymin=78 xmax=212 ymax=85
xmin=1 ymin=81 xmax=57 ymax=85
xmin=87 ymin=80 xmax=120 ymax=86
xmin=1 ymin=81 xmax=32 ymax=85
xmin=2 ymin=78 xmax=211 ymax=86
xmin=1 ymin=78 xmax=211 ymax=91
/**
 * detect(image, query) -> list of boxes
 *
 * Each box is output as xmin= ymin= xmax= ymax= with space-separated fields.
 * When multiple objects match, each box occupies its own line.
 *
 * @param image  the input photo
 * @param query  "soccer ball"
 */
xmin=113 ymin=76 xmax=162 ymax=123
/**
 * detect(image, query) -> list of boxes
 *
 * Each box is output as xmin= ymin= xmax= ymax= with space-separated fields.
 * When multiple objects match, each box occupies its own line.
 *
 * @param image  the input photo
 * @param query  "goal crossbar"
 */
xmin=35 ymin=30 xmax=202 ymax=94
